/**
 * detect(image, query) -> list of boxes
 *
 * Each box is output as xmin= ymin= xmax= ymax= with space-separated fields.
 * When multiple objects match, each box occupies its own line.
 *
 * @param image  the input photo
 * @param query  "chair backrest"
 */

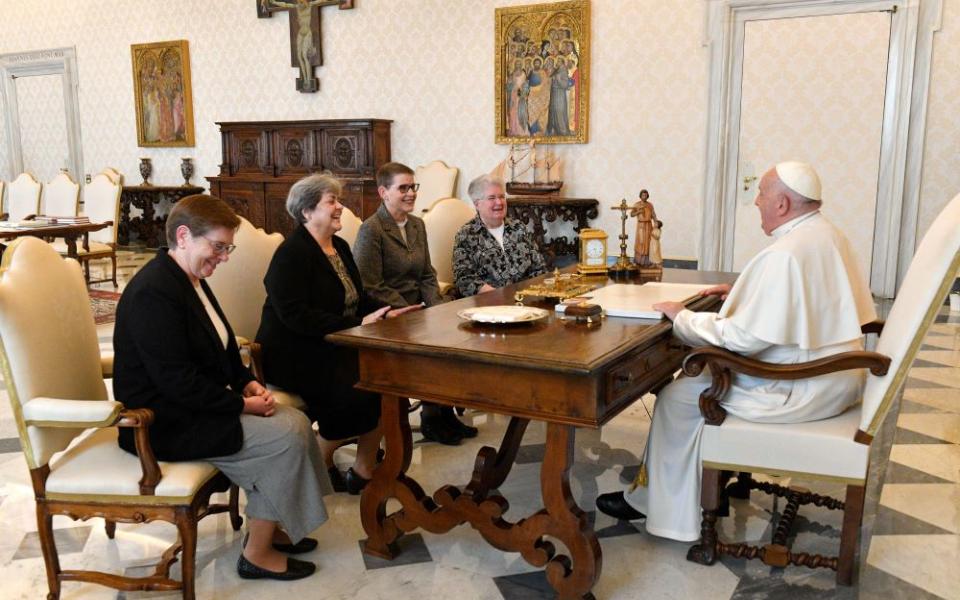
xmin=861 ymin=192 xmax=960 ymax=435
xmin=205 ymin=217 xmax=283 ymax=342
xmin=422 ymin=197 xmax=477 ymax=286
xmin=41 ymin=172 xmax=80 ymax=217
xmin=82 ymin=173 xmax=122 ymax=244
xmin=415 ymin=160 xmax=458 ymax=215
xmin=5 ymin=173 xmax=41 ymax=221
xmin=0 ymin=237 xmax=108 ymax=469
xmin=0 ymin=180 xmax=5 ymax=215
xmin=100 ymin=167 xmax=124 ymax=185
xmin=335 ymin=206 xmax=362 ymax=248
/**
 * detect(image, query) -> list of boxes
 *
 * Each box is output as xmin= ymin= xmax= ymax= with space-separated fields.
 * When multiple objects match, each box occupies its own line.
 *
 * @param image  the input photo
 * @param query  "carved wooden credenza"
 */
xmin=507 ymin=196 xmax=599 ymax=267
xmin=118 ymin=185 xmax=205 ymax=247
xmin=207 ymin=119 xmax=391 ymax=237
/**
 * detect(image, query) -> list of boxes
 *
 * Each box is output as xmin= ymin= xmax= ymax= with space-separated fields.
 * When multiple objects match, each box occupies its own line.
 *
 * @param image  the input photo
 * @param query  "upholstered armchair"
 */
xmin=2 ymin=172 xmax=41 ymax=222
xmin=414 ymin=160 xmax=458 ymax=215
xmin=0 ymin=237 xmax=241 ymax=599
xmin=205 ymin=217 xmax=306 ymax=411
xmin=41 ymin=172 xmax=80 ymax=216
xmin=49 ymin=173 xmax=122 ymax=285
xmin=336 ymin=205 xmax=362 ymax=248
xmin=684 ymin=192 xmax=960 ymax=584
xmin=100 ymin=166 xmax=124 ymax=184
xmin=422 ymin=197 xmax=476 ymax=296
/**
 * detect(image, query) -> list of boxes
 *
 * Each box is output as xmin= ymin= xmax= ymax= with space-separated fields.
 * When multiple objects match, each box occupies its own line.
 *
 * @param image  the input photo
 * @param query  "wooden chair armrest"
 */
xmin=249 ymin=341 xmax=265 ymax=384
xmin=681 ymin=346 xmax=891 ymax=426
xmin=115 ymin=408 xmax=162 ymax=495
xmin=861 ymin=320 xmax=885 ymax=335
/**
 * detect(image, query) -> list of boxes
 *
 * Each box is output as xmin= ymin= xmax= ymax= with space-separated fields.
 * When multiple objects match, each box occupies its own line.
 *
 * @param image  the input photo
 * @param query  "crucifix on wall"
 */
xmin=257 ymin=0 xmax=354 ymax=93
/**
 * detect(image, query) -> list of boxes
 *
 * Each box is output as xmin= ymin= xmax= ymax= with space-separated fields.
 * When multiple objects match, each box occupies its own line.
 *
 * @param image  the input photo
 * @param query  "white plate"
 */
xmin=458 ymin=305 xmax=549 ymax=324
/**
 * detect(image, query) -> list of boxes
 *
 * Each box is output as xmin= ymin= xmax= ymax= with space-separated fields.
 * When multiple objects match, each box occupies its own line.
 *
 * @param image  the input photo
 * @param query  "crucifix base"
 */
xmin=297 ymin=77 xmax=319 ymax=93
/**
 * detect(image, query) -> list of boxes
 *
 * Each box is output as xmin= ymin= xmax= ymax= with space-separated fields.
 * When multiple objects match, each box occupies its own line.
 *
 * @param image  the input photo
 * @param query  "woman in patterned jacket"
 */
xmin=453 ymin=174 xmax=546 ymax=297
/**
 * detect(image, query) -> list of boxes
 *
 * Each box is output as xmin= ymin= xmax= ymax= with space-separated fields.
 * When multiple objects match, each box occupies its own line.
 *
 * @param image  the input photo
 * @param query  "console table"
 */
xmin=118 ymin=185 xmax=204 ymax=247
xmin=207 ymin=119 xmax=392 ymax=238
xmin=507 ymin=196 xmax=599 ymax=266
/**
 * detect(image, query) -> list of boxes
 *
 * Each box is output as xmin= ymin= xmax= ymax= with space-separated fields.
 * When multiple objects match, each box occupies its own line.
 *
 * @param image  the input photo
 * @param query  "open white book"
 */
xmin=555 ymin=282 xmax=709 ymax=319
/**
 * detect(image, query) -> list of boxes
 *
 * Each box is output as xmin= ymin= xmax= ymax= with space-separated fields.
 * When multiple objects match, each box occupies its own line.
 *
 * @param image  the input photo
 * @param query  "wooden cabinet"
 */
xmin=207 ymin=119 xmax=391 ymax=233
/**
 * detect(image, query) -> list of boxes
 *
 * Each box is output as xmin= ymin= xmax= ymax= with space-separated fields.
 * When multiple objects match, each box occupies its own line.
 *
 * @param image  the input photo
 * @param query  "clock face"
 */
xmin=585 ymin=239 xmax=605 ymax=264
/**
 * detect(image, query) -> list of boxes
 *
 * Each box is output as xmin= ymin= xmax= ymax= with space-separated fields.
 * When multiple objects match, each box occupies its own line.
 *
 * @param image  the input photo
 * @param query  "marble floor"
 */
xmin=0 ymin=251 xmax=957 ymax=599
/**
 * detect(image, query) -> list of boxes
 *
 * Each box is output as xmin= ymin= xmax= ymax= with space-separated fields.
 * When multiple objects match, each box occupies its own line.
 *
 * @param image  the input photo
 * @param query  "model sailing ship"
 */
xmin=496 ymin=141 xmax=563 ymax=195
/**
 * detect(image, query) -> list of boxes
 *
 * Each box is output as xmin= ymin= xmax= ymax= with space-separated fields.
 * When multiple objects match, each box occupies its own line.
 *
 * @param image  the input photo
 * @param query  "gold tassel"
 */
xmin=628 ymin=463 xmax=648 ymax=492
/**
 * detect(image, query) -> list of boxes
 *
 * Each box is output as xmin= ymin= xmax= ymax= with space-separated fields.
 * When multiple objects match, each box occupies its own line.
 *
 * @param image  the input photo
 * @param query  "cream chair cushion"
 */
xmin=860 ymin=192 xmax=960 ymax=433
xmin=268 ymin=385 xmax=308 ymax=412
xmin=206 ymin=217 xmax=283 ymax=341
xmin=415 ymin=161 xmax=458 ymax=215
xmin=22 ymin=397 xmax=122 ymax=426
xmin=81 ymin=173 xmax=122 ymax=245
xmin=0 ymin=238 xmax=109 ymax=469
xmin=48 ymin=240 xmax=114 ymax=256
xmin=45 ymin=428 xmax=220 ymax=503
xmin=335 ymin=206 xmax=362 ymax=248
xmin=41 ymin=172 xmax=80 ymax=217
xmin=701 ymin=406 xmax=869 ymax=483
xmin=422 ymin=197 xmax=476 ymax=290
xmin=5 ymin=172 xmax=41 ymax=222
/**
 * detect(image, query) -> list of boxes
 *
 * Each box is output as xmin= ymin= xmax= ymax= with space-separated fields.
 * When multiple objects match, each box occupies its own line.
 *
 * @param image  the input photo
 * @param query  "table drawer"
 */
xmin=605 ymin=339 xmax=686 ymax=407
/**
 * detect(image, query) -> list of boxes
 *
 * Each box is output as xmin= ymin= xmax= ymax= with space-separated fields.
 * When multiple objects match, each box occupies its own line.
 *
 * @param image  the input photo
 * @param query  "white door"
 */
xmin=15 ymin=73 xmax=71 ymax=183
xmin=732 ymin=11 xmax=891 ymax=278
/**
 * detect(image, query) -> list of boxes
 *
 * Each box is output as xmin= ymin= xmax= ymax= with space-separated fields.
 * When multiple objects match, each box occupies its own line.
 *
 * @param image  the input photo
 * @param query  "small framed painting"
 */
xmin=131 ymin=39 xmax=195 ymax=147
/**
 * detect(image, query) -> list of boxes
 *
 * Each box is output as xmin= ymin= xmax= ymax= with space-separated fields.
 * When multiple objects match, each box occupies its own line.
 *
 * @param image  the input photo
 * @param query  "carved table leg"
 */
xmin=466 ymin=417 xmax=529 ymax=500
xmin=361 ymin=394 xmax=416 ymax=559
xmin=538 ymin=423 xmax=601 ymax=600
xmin=64 ymin=235 xmax=79 ymax=261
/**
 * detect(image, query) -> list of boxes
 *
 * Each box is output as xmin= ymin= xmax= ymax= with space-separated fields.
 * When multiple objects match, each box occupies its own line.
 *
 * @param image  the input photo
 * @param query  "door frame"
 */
xmin=698 ymin=0 xmax=943 ymax=297
xmin=0 ymin=47 xmax=84 ymax=182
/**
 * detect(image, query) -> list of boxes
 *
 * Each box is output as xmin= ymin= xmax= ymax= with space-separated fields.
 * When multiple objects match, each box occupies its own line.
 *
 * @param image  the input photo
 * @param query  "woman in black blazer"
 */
xmin=113 ymin=195 xmax=326 ymax=581
xmin=256 ymin=174 xmax=419 ymax=495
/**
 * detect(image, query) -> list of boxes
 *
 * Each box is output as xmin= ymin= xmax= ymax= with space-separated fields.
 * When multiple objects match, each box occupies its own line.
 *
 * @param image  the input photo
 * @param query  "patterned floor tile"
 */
xmin=878 ymin=483 xmax=959 ymax=534
xmin=908 ymin=367 xmax=960 ymax=388
xmin=493 ymin=570 xmax=553 ymax=600
xmin=888 ymin=445 xmax=960 ymax=483
xmin=894 ymin=427 xmax=950 ymax=444
xmin=514 ymin=443 xmax=546 ymax=464
xmin=13 ymin=526 xmax=92 ymax=560
xmin=866 ymin=535 xmax=960 ymax=599
xmin=0 ymin=437 xmax=20 ymax=454
xmin=916 ymin=350 xmax=960 ymax=368
xmin=882 ymin=460 xmax=954 ymax=484
xmin=900 ymin=399 xmax=949 ymax=414
xmin=897 ymin=414 xmax=960 ymax=444
xmin=902 ymin=388 xmax=960 ymax=413
xmin=871 ymin=504 xmax=954 ymax=536
xmin=858 ymin=563 xmax=950 ymax=600
xmin=359 ymin=533 xmax=433 ymax=570
xmin=905 ymin=376 xmax=950 ymax=389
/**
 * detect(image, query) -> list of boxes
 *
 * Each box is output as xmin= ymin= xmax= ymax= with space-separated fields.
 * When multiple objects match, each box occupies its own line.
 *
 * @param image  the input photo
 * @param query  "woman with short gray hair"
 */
xmin=256 ymin=174 xmax=420 ymax=495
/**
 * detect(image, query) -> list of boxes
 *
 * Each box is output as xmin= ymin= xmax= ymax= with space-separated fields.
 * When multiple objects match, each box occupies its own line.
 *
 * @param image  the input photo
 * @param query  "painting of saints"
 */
xmin=526 ymin=57 xmax=550 ymax=135
xmin=506 ymin=60 xmax=530 ymax=136
xmin=133 ymin=40 xmax=195 ymax=147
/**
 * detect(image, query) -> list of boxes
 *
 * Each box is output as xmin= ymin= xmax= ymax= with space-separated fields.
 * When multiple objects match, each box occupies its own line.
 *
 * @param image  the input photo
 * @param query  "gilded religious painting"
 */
xmin=495 ymin=0 xmax=590 ymax=144
xmin=131 ymin=40 xmax=195 ymax=147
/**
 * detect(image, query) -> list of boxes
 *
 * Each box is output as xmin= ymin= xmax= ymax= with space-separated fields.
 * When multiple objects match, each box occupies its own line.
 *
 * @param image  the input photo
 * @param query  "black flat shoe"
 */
xmin=273 ymin=537 xmax=318 ymax=554
xmin=445 ymin=413 xmax=478 ymax=439
xmin=237 ymin=554 xmax=316 ymax=580
xmin=328 ymin=466 xmax=347 ymax=493
xmin=345 ymin=467 xmax=370 ymax=495
xmin=596 ymin=492 xmax=646 ymax=521
xmin=420 ymin=419 xmax=463 ymax=446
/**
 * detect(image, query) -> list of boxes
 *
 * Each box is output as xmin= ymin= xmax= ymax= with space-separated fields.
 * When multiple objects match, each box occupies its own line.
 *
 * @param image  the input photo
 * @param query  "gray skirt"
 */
xmin=208 ymin=405 xmax=328 ymax=542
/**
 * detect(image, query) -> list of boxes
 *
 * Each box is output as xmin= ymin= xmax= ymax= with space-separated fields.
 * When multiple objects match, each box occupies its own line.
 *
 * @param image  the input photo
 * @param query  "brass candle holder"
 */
xmin=608 ymin=198 xmax=639 ymax=276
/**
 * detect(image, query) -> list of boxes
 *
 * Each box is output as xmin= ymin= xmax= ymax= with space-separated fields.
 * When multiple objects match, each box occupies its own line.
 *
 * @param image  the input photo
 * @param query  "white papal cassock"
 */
xmin=625 ymin=210 xmax=876 ymax=542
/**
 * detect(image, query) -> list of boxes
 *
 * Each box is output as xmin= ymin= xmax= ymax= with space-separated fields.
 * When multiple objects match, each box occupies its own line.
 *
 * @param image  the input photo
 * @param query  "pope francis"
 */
xmin=596 ymin=161 xmax=877 ymax=542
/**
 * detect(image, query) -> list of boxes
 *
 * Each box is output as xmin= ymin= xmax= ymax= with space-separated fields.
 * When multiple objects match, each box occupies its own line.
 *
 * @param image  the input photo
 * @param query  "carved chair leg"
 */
xmin=175 ymin=508 xmax=198 ymax=600
xmin=687 ymin=467 xmax=721 ymax=565
xmin=36 ymin=504 xmax=61 ymax=600
xmin=110 ymin=254 xmax=118 ymax=287
xmin=104 ymin=519 xmax=116 ymax=539
xmin=228 ymin=484 xmax=243 ymax=531
xmin=83 ymin=258 xmax=91 ymax=284
xmin=837 ymin=484 xmax=865 ymax=585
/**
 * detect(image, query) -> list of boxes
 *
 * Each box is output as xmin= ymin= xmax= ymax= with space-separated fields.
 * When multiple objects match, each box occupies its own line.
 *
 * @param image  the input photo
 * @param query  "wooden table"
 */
xmin=0 ymin=222 xmax=109 ymax=260
xmin=329 ymin=268 xmax=736 ymax=599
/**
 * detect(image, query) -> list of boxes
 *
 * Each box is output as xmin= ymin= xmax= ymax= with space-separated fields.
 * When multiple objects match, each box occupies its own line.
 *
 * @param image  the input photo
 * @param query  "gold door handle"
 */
xmin=743 ymin=175 xmax=757 ymax=191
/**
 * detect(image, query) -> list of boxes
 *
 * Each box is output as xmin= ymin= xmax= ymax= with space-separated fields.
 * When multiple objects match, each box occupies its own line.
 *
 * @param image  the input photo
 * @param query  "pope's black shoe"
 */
xmin=237 ymin=554 xmax=316 ymax=580
xmin=420 ymin=417 xmax=463 ymax=446
xmin=596 ymin=492 xmax=646 ymax=521
xmin=444 ymin=412 xmax=479 ymax=439
xmin=345 ymin=467 xmax=370 ymax=495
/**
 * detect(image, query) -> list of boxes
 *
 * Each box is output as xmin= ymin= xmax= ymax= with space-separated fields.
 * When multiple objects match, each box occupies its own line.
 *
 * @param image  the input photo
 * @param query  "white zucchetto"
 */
xmin=775 ymin=161 xmax=822 ymax=202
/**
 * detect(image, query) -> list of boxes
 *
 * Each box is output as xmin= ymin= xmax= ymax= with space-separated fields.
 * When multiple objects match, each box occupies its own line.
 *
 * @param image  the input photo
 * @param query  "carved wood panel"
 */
xmin=219 ymin=182 xmax=265 ymax=227
xmin=273 ymin=128 xmax=315 ymax=177
xmin=227 ymin=131 xmax=268 ymax=176
xmin=265 ymin=183 xmax=296 ymax=238
xmin=320 ymin=129 xmax=367 ymax=175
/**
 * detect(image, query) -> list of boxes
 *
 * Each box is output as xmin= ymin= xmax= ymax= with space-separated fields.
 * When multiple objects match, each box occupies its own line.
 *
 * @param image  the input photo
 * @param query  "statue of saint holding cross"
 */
xmin=258 ymin=0 xmax=354 ymax=93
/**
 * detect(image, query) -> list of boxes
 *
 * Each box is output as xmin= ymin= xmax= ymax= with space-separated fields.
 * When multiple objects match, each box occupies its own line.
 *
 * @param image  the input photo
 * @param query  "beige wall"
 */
xmin=0 ymin=0 xmax=957 ymax=261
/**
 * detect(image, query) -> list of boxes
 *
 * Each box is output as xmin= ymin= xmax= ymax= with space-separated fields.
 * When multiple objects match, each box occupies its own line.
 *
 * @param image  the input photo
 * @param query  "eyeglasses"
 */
xmin=202 ymin=236 xmax=236 ymax=255
xmin=395 ymin=183 xmax=420 ymax=193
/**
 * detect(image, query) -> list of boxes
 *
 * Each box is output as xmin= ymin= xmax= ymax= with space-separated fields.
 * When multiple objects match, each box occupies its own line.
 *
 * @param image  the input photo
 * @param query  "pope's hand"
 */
xmin=653 ymin=301 xmax=686 ymax=321
xmin=699 ymin=283 xmax=732 ymax=300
